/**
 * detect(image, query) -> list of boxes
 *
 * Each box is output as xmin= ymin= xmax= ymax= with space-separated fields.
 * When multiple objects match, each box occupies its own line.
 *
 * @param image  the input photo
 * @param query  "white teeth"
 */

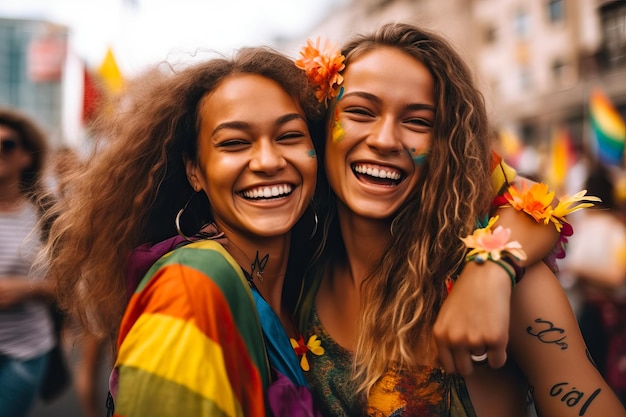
xmin=354 ymin=164 xmax=401 ymax=180
xmin=242 ymin=184 xmax=292 ymax=199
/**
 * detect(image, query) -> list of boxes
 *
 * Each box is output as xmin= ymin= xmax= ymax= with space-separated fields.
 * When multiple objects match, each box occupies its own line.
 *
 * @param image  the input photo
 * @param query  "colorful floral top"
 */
xmin=303 ymin=307 xmax=477 ymax=417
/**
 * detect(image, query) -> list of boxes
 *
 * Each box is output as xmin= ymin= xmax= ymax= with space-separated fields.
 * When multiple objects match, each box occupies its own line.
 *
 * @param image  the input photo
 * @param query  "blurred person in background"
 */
xmin=48 ymin=145 xmax=108 ymax=417
xmin=0 ymin=108 xmax=57 ymax=417
xmin=560 ymin=163 xmax=626 ymax=406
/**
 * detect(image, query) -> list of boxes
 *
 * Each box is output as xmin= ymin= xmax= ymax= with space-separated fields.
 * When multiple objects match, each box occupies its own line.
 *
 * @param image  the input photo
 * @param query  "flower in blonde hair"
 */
xmin=295 ymin=37 xmax=345 ymax=105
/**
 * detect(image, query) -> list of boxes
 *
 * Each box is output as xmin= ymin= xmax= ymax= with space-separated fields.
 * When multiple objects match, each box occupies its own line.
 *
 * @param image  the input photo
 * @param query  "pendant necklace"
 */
xmin=250 ymin=251 xmax=270 ymax=283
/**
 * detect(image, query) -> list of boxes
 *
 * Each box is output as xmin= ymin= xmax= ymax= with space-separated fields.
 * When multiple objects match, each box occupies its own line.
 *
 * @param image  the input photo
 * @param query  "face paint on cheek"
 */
xmin=307 ymin=149 xmax=317 ymax=158
xmin=336 ymin=86 xmax=344 ymax=101
xmin=331 ymin=108 xmax=345 ymax=144
xmin=330 ymin=87 xmax=345 ymax=144
xmin=407 ymin=147 xmax=429 ymax=166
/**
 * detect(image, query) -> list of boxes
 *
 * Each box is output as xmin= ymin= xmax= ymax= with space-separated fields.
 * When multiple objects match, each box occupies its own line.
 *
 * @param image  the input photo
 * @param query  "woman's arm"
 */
xmin=509 ymin=262 xmax=625 ymax=417
xmin=0 ymin=276 xmax=54 ymax=308
xmin=435 ymin=175 xmax=561 ymax=375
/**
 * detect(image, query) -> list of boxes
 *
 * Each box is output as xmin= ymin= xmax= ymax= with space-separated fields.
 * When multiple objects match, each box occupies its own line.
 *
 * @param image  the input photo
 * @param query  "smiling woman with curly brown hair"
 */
xmin=40 ymin=47 xmax=325 ymax=417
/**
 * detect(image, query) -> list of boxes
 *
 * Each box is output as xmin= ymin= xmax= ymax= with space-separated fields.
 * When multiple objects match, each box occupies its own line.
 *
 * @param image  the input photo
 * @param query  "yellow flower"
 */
xmin=550 ymin=190 xmax=601 ymax=224
xmin=295 ymin=38 xmax=345 ymax=104
xmin=290 ymin=334 xmax=325 ymax=371
xmin=306 ymin=334 xmax=325 ymax=356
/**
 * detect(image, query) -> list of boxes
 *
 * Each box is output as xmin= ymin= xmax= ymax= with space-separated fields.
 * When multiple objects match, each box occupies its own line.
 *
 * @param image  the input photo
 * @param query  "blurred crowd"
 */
xmin=0 ymin=107 xmax=110 ymax=417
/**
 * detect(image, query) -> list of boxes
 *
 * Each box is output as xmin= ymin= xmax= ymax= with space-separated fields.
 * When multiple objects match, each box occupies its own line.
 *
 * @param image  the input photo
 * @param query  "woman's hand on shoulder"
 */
xmin=434 ymin=261 xmax=512 ymax=375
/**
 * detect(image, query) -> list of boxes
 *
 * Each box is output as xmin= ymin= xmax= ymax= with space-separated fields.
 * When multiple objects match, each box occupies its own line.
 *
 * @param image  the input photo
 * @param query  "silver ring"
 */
xmin=470 ymin=352 xmax=488 ymax=363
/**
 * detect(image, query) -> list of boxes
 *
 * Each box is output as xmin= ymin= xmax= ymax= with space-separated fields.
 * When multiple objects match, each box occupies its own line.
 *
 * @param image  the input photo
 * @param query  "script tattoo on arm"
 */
xmin=549 ymin=382 xmax=601 ymax=416
xmin=526 ymin=318 xmax=568 ymax=350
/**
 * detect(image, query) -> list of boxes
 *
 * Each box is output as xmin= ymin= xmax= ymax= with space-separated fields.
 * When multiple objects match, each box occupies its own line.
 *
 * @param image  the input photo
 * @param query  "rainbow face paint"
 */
xmin=407 ymin=147 xmax=429 ymax=166
xmin=336 ymin=86 xmax=344 ymax=101
xmin=331 ymin=108 xmax=345 ymax=144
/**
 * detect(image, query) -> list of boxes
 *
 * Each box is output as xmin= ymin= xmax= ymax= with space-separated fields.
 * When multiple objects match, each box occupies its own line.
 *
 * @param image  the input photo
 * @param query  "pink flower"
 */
xmin=461 ymin=215 xmax=527 ymax=262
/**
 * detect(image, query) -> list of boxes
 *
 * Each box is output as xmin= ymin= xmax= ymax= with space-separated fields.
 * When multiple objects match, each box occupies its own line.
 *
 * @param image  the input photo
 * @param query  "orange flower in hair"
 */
xmin=295 ymin=37 xmax=345 ymax=105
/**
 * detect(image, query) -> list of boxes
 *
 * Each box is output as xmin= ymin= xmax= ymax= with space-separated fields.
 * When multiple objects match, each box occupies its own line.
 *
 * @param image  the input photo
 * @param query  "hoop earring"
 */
xmin=309 ymin=209 xmax=319 ymax=240
xmin=175 ymin=192 xmax=198 ymax=242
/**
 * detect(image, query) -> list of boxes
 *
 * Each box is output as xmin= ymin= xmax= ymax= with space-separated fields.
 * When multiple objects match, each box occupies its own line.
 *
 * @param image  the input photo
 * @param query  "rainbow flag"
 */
xmin=589 ymin=88 xmax=626 ymax=166
xmin=115 ymin=240 xmax=269 ymax=417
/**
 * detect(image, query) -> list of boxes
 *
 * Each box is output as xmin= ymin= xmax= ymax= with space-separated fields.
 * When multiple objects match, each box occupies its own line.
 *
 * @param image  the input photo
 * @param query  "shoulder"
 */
xmin=118 ymin=239 xmax=257 ymax=349
xmin=132 ymin=239 xmax=250 ymax=301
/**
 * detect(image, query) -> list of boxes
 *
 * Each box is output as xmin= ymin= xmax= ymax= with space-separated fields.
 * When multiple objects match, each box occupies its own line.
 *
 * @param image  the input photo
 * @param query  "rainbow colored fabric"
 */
xmin=114 ymin=240 xmax=270 ymax=417
xmin=590 ymin=88 xmax=626 ymax=166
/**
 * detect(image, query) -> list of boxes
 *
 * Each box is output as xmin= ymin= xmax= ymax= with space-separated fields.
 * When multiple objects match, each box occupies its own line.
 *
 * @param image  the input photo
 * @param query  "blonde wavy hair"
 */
xmin=312 ymin=23 xmax=495 ymax=396
xmin=40 ymin=47 xmax=321 ymax=344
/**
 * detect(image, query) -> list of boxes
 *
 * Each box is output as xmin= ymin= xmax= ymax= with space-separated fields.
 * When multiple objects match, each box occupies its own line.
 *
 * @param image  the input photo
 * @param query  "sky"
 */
xmin=0 ymin=0 xmax=341 ymax=76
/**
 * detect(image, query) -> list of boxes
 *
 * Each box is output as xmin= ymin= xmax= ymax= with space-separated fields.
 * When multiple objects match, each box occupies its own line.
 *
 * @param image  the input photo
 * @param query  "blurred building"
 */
xmin=0 ymin=17 xmax=68 ymax=146
xmin=289 ymin=0 xmax=626 ymax=169
xmin=474 ymin=0 xmax=625 ymax=148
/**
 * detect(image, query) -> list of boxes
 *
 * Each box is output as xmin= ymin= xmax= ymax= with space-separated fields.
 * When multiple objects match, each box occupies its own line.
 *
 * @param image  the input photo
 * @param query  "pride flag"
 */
xmin=589 ymin=88 xmax=626 ymax=166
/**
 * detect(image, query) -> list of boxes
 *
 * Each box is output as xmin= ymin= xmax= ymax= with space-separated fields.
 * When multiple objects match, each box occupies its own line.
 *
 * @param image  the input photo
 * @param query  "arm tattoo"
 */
xmin=549 ymin=382 xmax=601 ymax=416
xmin=526 ymin=318 xmax=568 ymax=350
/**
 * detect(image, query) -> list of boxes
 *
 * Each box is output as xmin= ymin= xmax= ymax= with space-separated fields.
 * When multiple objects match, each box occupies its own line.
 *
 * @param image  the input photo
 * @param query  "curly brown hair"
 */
xmin=312 ymin=23 xmax=495 ymax=395
xmin=41 ymin=47 xmax=322 ymax=342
